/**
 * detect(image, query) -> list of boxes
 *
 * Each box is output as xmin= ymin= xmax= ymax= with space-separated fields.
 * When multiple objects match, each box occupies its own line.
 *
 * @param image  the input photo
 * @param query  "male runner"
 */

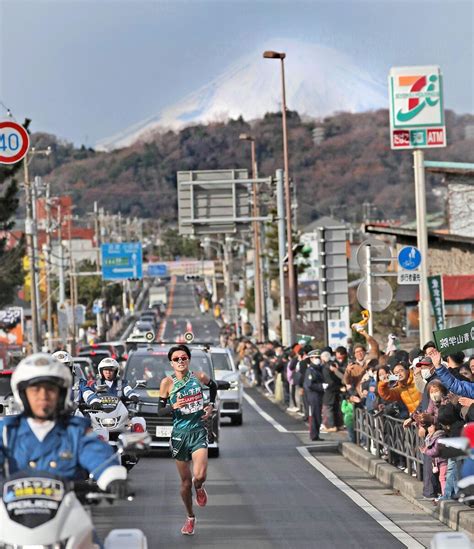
xmin=158 ymin=344 xmax=217 ymax=535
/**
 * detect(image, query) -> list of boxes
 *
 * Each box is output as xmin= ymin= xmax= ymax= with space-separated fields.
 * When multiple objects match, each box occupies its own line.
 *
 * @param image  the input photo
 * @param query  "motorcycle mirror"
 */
xmin=437 ymin=437 xmax=470 ymax=459
xmin=135 ymin=379 xmax=147 ymax=388
xmin=118 ymin=432 xmax=151 ymax=451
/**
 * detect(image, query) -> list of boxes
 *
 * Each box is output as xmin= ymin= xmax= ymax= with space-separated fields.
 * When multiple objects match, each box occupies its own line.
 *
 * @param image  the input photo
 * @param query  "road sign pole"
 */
xmin=413 ymin=149 xmax=431 ymax=346
xmin=276 ymin=169 xmax=288 ymax=345
xmin=366 ymin=244 xmax=373 ymax=336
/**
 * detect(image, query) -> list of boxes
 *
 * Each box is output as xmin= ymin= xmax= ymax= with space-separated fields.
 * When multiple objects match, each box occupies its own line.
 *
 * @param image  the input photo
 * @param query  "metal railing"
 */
xmin=354 ymin=408 xmax=424 ymax=480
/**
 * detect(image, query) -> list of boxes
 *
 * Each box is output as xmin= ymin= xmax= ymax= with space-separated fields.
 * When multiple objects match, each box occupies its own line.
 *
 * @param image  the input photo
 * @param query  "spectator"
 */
xmin=437 ymin=403 xmax=465 ymax=501
xmin=469 ymin=355 xmax=474 ymax=377
xmin=429 ymin=348 xmax=474 ymax=398
xmin=335 ymin=346 xmax=348 ymax=370
xmin=377 ymin=361 xmax=421 ymax=414
xmin=341 ymin=392 xmax=356 ymax=442
xmin=420 ymin=422 xmax=448 ymax=498
xmin=303 ymin=350 xmax=325 ymax=441
xmin=297 ymin=348 xmax=313 ymax=420
xmin=446 ymin=351 xmax=470 ymax=380
xmin=321 ymin=351 xmax=344 ymax=433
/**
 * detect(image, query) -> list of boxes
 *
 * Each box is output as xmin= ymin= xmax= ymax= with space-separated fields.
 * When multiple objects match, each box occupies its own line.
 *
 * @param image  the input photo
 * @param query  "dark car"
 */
xmin=0 ymin=370 xmax=19 ymax=416
xmin=78 ymin=342 xmax=126 ymax=362
xmin=77 ymin=348 xmax=112 ymax=369
xmin=124 ymin=344 xmax=221 ymax=456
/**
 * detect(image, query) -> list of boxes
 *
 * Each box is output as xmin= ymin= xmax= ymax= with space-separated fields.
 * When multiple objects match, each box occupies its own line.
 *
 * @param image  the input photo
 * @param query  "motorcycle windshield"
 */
xmin=2 ymin=472 xmax=66 ymax=529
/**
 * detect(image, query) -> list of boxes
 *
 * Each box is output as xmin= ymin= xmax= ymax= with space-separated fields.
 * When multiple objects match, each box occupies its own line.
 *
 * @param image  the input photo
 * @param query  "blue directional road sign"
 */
xmin=101 ymin=242 xmax=143 ymax=280
xmin=147 ymin=263 xmax=168 ymax=277
xmin=328 ymin=318 xmax=349 ymax=349
xmin=398 ymin=246 xmax=422 ymax=271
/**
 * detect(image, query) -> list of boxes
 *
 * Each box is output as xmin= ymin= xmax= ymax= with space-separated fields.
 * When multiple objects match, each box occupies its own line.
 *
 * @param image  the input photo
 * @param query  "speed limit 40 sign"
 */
xmin=0 ymin=121 xmax=30 ymax=164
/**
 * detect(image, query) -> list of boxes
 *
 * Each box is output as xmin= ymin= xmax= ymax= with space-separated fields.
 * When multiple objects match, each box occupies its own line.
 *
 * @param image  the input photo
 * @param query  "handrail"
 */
xmin=354 ymin=408 xmax=424 ymax=480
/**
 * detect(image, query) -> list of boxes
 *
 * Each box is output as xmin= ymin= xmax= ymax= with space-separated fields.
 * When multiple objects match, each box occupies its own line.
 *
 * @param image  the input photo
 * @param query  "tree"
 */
xmin=0 ymin=119 xmax=28 ymax=306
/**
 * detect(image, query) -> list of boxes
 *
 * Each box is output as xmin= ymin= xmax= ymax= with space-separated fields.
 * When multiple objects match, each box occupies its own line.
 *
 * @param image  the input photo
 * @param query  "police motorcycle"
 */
xmin=80 ymin=358 xmax=148 ymax=471
xmin=0 ymin=432 xmax=151 ymax=549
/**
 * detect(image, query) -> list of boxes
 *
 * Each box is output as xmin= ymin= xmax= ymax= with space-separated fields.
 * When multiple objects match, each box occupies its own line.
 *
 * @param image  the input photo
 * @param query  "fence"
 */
xmin=354 ymin=408 xmax=424 ymax=481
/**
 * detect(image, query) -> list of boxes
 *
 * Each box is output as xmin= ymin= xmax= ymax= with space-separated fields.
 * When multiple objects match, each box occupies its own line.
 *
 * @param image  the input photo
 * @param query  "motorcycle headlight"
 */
xmin=0 ymin=542 xmax=68 ymax=548
xmin=99 ymin=418 xmax=117 ymax=428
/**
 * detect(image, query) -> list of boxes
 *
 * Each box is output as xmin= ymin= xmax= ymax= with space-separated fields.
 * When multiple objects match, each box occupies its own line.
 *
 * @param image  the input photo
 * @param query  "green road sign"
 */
xmin=433 ymin=320 xmax=474 ymax=355
xmin=428 ymin=275 xmax=445 ymax=331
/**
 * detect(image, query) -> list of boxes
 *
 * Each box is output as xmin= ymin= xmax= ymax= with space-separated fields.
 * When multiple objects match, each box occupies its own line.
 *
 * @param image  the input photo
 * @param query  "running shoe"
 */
xmin=195 ymin=485 xmax=208 ymax=507
xmin=181 ymin=516 xmax=196 ymax=535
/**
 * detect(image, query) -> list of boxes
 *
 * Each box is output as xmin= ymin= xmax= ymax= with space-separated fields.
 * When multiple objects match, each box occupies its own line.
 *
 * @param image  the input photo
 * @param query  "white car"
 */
xmin=209 ymin=347 xmax=243 ymax=425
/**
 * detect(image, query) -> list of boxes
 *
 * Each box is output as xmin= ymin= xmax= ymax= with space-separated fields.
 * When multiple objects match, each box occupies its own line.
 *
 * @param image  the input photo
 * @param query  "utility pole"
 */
xmin=23 ymin=156 xmax=41 ymax=352
xmin=276 ymin=169 xmax=288 ymax=345
xmin=57 ymin=206 xmax=66 ymax=305
xmin=68 ymin=216 xmax=76 ymax=354
xmin=45 ymin=181 xmax=53 ymax=351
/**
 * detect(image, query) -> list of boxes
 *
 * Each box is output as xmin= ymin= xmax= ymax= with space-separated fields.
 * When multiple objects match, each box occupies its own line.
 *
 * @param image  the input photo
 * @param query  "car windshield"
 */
xmin=78 ymin=351 xmax=111 ymax=367
xmin=125 ymin=349 xmax=213 ymax=390
xmin=0 ymin=376 xmax=12 ymax=397
xmin=211 ymin=353 xmax=233 ymax=371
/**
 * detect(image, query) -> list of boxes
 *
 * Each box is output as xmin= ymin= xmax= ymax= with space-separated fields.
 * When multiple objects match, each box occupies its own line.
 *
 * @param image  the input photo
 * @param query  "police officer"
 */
xmin=52 ymin=350 xmax=100 ymax=409
xmin=304 ymin=349 xmax=325 ymax=441
xmin=0 ymin=353 xmax=128 ymax=497
xmin=94 ymin=357 xmax=140 ymax=402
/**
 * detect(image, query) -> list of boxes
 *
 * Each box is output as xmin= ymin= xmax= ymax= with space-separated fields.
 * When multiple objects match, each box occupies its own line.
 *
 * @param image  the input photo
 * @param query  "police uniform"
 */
xmin=92 ymin=378 xmax=138 ymax=399
xmin=0 ymin=414 xmax=121 ymax=484
xmin=169 ymin=372 xmax=208 ymax=461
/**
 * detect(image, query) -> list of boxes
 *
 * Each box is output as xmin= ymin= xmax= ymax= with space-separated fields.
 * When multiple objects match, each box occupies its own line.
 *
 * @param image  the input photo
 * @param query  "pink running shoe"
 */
xmin=195 ymin=485 xmax=208 ymax=507
xmin=181 ymin=516 xmax=196 ymax=535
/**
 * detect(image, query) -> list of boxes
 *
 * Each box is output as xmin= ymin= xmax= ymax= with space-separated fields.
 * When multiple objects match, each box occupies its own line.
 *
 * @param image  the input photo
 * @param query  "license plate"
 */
xmin=155 ymin=426 xmax=172 ymax=438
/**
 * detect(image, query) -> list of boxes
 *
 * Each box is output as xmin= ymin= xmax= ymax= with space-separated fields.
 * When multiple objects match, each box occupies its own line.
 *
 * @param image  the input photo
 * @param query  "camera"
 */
xmin=388 ymin=374 xmax=399 ymax=382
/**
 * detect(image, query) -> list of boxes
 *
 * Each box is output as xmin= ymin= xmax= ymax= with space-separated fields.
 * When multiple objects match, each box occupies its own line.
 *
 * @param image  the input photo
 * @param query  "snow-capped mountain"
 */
xmin=96 ymin=39 xmax=387 ymax=151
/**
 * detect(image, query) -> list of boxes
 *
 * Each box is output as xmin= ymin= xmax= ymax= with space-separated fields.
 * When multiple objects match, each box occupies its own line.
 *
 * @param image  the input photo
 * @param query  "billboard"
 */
xmin=389 ymin=65 xmax=446 ymax=149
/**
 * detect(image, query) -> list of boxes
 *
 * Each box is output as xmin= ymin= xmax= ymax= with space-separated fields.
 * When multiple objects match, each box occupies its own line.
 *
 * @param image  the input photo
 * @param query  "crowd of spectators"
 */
xmin=222 ymin=327 xmax=474 ymax=504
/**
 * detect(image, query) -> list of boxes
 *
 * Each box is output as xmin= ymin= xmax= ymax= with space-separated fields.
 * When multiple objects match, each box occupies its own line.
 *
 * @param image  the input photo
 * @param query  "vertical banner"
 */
xmin=428 ymin=275 xmax=445 ymax=330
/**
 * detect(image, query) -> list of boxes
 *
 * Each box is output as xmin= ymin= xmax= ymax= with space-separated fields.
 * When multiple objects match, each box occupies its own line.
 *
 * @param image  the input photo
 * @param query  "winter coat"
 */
xmin=377 ymin=371 xmax=421 ymax=414
xmin=341 ymin=399 xmax=354 ymax=428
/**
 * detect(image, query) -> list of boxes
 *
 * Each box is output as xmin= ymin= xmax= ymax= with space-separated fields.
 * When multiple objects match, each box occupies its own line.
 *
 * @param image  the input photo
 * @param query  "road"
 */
xmin=93 ymin=279 xmax=422 ymax=548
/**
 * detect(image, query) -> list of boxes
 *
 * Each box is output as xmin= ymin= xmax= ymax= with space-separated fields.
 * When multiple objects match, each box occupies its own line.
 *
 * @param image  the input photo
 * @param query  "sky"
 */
xmin=1 ymin=0 xmax=473 ymax=146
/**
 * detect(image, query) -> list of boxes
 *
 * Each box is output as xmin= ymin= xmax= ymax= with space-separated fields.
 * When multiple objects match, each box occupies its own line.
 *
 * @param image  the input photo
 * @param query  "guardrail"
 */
xmin=354 ymin=408 xmax=424 ymax=481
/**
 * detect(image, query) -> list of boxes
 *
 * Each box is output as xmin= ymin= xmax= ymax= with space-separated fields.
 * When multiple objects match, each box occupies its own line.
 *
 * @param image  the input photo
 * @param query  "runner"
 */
xmin=158 ymin=344 xmax=217 ymax=536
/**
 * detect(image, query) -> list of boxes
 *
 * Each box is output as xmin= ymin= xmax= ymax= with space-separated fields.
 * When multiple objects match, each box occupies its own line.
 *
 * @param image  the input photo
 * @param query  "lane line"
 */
xmin=296 ymin=446 xmax=424 ymax=549
xmin=243 ymin=392 xmax=288 ymax=433
xmin=245 ymin=390 xmax=424 ymax=548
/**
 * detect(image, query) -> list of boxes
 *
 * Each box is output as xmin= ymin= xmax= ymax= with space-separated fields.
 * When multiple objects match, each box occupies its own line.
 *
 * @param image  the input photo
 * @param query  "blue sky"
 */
xmin=1 ymin=0 xmax=472 ymax=146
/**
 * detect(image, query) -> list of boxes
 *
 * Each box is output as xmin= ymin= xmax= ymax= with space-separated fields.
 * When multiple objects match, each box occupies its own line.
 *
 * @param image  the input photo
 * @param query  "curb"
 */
xmin=340 ymin=441 xmax=474 ymax=536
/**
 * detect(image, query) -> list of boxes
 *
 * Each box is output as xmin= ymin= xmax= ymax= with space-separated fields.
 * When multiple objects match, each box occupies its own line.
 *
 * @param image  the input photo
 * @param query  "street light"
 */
xmin=263 ymin=50 xmax=297 ymax=343
xmin=239 ymin=133 xmax=263 ymax=342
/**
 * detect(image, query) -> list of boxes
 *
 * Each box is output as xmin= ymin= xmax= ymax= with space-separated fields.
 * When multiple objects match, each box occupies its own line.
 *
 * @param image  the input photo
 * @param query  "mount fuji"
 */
xmin=96 ymin=40 xmax=387 ymax=151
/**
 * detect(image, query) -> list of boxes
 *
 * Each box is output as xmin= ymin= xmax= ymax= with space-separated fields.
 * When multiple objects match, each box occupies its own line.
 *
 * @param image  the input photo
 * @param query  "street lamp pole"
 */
xmin=263 ymin=50 xmax=296 ymax=343
xmin=239 ymin=134 xmax=263 ymax=342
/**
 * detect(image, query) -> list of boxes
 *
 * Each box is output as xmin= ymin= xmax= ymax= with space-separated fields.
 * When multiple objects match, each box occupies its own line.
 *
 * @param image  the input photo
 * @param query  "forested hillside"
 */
xmin=28 ymin=109 xmax=474 ymax=225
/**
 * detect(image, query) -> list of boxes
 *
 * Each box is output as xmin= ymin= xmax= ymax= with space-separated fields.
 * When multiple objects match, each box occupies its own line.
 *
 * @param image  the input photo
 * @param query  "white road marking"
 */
xmin=245 ymin=391 xmax=425 ymax=548
xmin=243 ymin=392 xmax=288 ymax=433
xmin=296 ymin=446 xmax=424 ymax=549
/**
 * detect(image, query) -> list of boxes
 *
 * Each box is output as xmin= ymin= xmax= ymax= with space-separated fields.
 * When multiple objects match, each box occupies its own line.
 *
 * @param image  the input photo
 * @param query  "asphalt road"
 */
xmin=161 ymin=279 xmax=221 ymax=343
xmin=92 ymin=280 xmax=408 ymax=548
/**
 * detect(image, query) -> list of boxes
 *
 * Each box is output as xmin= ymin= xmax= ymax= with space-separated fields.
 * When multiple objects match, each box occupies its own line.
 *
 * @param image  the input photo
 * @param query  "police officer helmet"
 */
xmin=52 ymin=350 xmax=74 ymax=370
xmin=11 ymin=353 xmax=73 ymax=417
xmin=98 ymin=357 xmax=120 ymax=379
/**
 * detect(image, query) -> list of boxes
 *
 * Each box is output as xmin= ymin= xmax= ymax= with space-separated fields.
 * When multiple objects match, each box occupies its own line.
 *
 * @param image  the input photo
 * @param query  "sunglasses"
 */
xmin=171 ymin=356 xmax=189 ymax=363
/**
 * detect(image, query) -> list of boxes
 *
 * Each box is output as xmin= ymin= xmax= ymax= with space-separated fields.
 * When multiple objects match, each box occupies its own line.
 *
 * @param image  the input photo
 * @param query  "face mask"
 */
xmin=421 ymin=369 xmax=432 ymax=380
xmin=311 ymin=358 xmax=321 ymax=365
xmin=430 ymin=392 xmax=442 ymax=403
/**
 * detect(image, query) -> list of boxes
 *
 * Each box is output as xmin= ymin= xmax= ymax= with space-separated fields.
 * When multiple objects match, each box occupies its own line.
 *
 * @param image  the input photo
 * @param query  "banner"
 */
xmin=0 ymin=307 xmax=24 ymax=346
xmin=434 ymin=320 xmax=474 ymax=355
xmin=428 ymin=275 xmax=445 ymax=330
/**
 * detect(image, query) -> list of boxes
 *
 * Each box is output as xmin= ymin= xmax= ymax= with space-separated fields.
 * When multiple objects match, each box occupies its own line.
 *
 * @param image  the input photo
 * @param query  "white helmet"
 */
xmin=52 ymin=350 xmax=73 ymax=370
xmin=98 ymin=357 xmax=120 ymax=379
xmin=11 ymin=353 xmax=73 ymax=417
